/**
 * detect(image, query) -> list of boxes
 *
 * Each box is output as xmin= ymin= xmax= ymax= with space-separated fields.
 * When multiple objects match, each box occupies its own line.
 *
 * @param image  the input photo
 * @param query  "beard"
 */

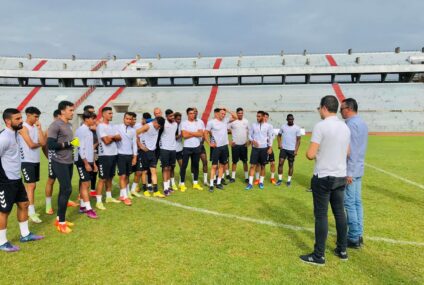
xmin=12 ymin=123 xmax=23 ymax=131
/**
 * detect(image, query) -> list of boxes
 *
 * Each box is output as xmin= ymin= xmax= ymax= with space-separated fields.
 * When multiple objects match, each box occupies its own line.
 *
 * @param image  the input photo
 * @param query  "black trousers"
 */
xmin=311 ymin=175 xmax=347 ymax=258
xmin=180 ymin=146 xmax=200 ymax=183
xmin=51 ymin=160 xmax=73 ymax=223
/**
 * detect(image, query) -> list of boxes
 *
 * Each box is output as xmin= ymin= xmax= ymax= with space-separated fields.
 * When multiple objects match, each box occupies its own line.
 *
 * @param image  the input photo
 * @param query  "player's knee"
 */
xmin=18 ymin=201 xmax=29 ymax=210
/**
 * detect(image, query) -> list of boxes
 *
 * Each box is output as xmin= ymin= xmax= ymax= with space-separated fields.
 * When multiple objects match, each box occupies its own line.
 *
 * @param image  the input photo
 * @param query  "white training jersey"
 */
xmin=18 ymin=122 xmax=40 ymax=163
xmin=96 ymin=122 xmax=118 ymax=156
xmin=141 ymin=122 xmax=159 ymax=151
xmin=74 ymin=124 xmax=94 ymax=163
xmin=228 ymin=118 xmax=249 ymax=145
xmin=206 ymin=118 xmax=229 ymax=147
xmin=116 ymin=124 xmax=137 ymax=155
xmin=0 ymin=128 xmax=21 ymax=180
xmin=181 ymin=119 xmax=204 ymax=148
xmin=160 ymin=120 xmax=178 ymax=151
xmin=278 ymin=124 xmax=302 ymax=151
xmin=249 ymin=122 xmax=274 ymax=148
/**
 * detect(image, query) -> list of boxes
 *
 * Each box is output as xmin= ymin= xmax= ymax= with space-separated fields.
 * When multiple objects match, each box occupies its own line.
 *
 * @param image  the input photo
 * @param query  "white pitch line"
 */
xmin=365 ymin=163 xmax=424 ymax=190
xmin=141 ymin=196 xmax=424 ymax=247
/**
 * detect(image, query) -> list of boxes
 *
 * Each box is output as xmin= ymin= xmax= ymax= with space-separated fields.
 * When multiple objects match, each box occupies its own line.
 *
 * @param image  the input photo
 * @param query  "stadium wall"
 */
xmin=0 ymin=83 xmax=423 ymax=132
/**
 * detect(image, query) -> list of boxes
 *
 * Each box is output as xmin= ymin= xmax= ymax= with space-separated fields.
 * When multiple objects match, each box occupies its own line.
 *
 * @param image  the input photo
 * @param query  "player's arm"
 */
xmin=182 ymin=130 xmax=194 ymax=139
xmin=295 ymin=136 xmax=301 ymax=156
xmin=35 ymin=121 xmax=46 ymax=147
xmin=47 ymin=124 xmax=69 ymax=150
xmin=224 ymin=108 xmax=237 ymax=123
xmin=136 ymin=124 xmax=150 ymax=135
xmin=203 ymin=130 xmax=215 ymax=147
xmin=277 ymin=133 xmax=282 ymax=150
xmin=19 ymin=126 xmax=40 ymax=149
xmin=98 ymin=125 xmax=115 ymax=145
xmin=78 ymin=131 xmax=92 ymax=171
xmin=266 ymin=126 xmax=274 ymax=154
xmin=41 ymin=130 xmax=48 ymax=157
xmin=306 ymin=142 xmax=319 ymax=160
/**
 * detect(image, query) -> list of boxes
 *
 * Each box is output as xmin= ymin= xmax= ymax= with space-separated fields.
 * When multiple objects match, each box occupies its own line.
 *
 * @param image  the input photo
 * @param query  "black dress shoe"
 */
xmin=347 ymin=240 xmax=361 ymax=249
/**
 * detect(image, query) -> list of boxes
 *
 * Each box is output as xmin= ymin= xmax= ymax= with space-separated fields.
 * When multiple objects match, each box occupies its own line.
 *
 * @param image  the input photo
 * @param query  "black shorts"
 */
xmin=176 ymin=151 xmax=183 ymax=161
xmin=132 ymin=152 xmax=143 ymax=172
xmin=231 ymin=144 xmax=248 ymax=164
xmin=209 ymin=146 xmax=214 ymax=162
xmin=21 ymin=162 xmax=40 ymax=183
xmin=75 ymin=160 xmax=93 ymax=182
xmin=267 ymin=151 xmax=275 ymax=163
xmin=141 ymin=150 xmax=157 ymax=170
xmin=0 ymin=179 xmax=28 ymax=213
xmin=117 ymin=154 xmax=133 ymax=176
xmin=98 ymin=155 xmax=117 ymax=179
xmin=47 ymin=161 xmax=56 ymax=179
xmin=279 ymin=149 xmax=295 ymax=163
xmin=200 ymin=144 xmax=206 ymax=155
xmin=160 ymin=149 xmax=176 ymax=167
xmin=250 ymin=148 xmax=269 ymax=165
xmin=211 ymin=145 xmax=229 ymax=165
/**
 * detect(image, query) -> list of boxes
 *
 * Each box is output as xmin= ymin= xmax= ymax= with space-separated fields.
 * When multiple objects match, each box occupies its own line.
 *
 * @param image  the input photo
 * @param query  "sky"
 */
xmin=0 ymin=0 xmax=423 ymax=59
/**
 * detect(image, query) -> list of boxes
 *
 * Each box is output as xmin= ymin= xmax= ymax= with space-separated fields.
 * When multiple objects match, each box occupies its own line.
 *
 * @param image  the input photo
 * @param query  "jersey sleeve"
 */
xmin=78 ymin=128 xmax=87 ymax=160
xmin=278 ymin=125 xmax=284 ymax=135
xmin=205 ymin=120 xmax=212 ymax=132
xmin=248 ymin=124 xmax=254 ymax=141
xmin=132 ymin=132 xmax=137 ymax=155
xmin=180 ymin=121 xmax=188 ymax=132
xmin=97 ymin=124 xmax=107 ymax=139
xmin=311 ymin=123 xmax=322 ymax=144
xmin=296 ymin=126 xmax=302 ymax=137
xmin=47 ymin=122 xmax=60 ymax=139
xmin=0 ymin=135 xmax=7 ymax=156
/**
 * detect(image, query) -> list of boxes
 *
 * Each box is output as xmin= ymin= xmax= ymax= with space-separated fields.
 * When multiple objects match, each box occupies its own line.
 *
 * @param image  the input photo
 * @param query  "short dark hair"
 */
xmin=214 ymin=108 xmax=221 ymax=113
xmin=236 ymin=107 xmax=243 ymax=113
xmin=3 ymin=108 xmax=20 ymax=122
xmin=143 ymin=112 xmax=151 ymax=120
xmin=174 ymin=112 xmax=181 ymax=118
xmin=25 ymin=106 xmax=41 ymax=115
xmin=264 ymin=112 xmax=269 ymax=117
xmin=58 ymin=101 xmax=74 ymax=112
xmin=102 ymin=107 xmax=112 ymax=113
xmin=156 ymin=116 xmax=165 ymax=127
xmin=165 ymin=109 xmax=173 ymax=116
xmin=287 ymin=114 xmax=294 ymax=119
xmin=83 ymin=105 xmax=95 ymax=112
xmin=82 ymin=111 xmax=96 ymax=120
xmin=124 ymin=112 xmax=136 ymax=118
xmin=53 ymin=109 xmax=60 ymax=118
xmin=342 ymin=98 xmax=358 ymax=112
xmin=320 ymin=95 xmax=339 ymax=113
xmin=186 ymin=107 xmax=194 ymax=114
xmin=257 ymin=111 xmax=265 ymax=116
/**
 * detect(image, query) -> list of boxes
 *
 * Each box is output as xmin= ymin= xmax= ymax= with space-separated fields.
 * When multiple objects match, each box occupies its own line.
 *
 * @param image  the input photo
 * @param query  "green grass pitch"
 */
xmin=1 ymin=136 xmax=423 ymax=284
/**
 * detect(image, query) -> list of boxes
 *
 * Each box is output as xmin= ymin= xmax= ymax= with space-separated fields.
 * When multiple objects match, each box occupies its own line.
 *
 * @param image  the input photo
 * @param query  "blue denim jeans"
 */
xmin=344 ymin=177 xmax=363 ymax=242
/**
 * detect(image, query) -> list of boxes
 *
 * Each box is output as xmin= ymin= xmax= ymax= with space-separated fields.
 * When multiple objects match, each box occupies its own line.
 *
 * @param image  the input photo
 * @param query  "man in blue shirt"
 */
xmin=340 ymin=98 xmax=368 ymax=248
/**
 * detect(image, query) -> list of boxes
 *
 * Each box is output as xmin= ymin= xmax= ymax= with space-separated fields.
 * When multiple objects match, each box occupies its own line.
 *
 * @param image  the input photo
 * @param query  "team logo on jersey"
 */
xmin=19 ymin=147 xmax=25 ymax=160
xmin=0 ymin=190 xmax=6 ymax=208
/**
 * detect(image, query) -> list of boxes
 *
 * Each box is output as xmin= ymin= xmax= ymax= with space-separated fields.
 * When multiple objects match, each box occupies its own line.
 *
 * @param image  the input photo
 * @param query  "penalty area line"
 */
xmin=365 ymin=163 xmax=424 ymax=190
